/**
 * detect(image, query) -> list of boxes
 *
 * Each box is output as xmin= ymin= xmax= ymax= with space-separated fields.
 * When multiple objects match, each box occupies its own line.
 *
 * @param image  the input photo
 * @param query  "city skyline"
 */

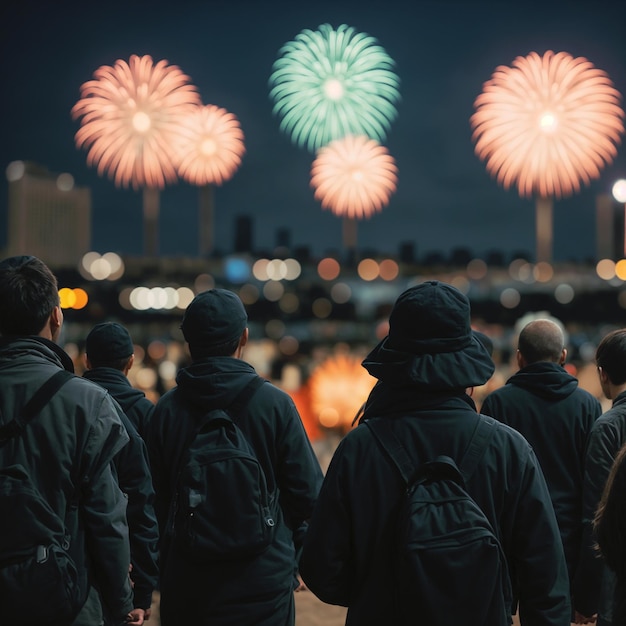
xmin=2 ymin=0 xmax=626 ymax=262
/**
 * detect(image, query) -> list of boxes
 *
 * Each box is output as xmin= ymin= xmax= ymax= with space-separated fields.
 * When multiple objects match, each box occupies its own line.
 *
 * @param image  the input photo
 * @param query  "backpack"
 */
xmin=0 ymin=369 xmax=87 ymax=626
xmin=366 ymin=415 xmax=513 ymax=626
xmin=169 ymin=376 xmax=278 ymax=562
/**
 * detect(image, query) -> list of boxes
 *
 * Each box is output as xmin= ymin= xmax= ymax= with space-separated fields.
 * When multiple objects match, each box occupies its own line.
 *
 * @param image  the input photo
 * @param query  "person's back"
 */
xmin=83 ymin=322 xmax=159 ymax=621
xmin=481 ymin=318 xmax=601 ymax=598
xmin=0 ymin=255 xmax=136 ymax=626
xmin=594 ymin=441 xmax=626 ymax=625
xmin=146 ymin=288 xmax=324 ymax=626
xmin=83 ymin=322 xmax=155 ymax=437
xmin=574 ymin=328 xmax=626 ymax=625
xmin=299 ymin=281 xmax=571 ymax=625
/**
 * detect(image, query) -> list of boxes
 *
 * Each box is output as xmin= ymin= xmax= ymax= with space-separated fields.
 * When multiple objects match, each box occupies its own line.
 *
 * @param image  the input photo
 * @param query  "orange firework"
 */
xmin=308 ymin=353 xmax=377 ymax=432
xmin=71 ymin=54 xmax=200 ymax=190
xmin=471 ymin=50 xmax=624 ymax=199
xmin=310 ymin=135 xmax=398 ymax=219
xmin=175 ymin=104 xmax=245 ymax=186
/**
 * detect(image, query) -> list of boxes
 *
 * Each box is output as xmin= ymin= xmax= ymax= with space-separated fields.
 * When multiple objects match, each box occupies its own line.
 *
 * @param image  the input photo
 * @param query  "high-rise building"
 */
xmin=6 ymin=161 xmax=91 ymax=268
xmin=234 ymin=214 xmax=253 ymax=253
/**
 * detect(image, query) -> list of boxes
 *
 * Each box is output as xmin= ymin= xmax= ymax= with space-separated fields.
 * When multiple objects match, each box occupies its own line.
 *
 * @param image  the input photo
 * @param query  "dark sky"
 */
xmin=2 ymin=0 xmax=625 ymax=263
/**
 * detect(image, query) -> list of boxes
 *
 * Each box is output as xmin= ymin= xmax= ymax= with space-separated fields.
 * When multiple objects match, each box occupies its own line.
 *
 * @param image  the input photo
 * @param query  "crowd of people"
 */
xmin=0 ymin=254 xmax=625 ymax=626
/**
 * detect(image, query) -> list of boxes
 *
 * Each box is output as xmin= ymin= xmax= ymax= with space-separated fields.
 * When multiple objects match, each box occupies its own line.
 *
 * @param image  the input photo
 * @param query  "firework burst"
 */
xmin=308 ymin=353 xmax=376 ymax=431
xmin=470 ymin=50 xmax=624 ymax=199
xmin=311 ymin=135 xmax=398 ymax=219
xmin=269 ymin=23 xmax=400 ymax=152
xmin=175 ymin=104 xmax=245 ymax=186
xmin=71 ymin=54 xmax=200 ymax=190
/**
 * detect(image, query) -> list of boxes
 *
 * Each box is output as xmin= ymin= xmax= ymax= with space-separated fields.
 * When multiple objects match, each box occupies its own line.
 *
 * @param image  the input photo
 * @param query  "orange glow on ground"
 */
xmin=308 ymin=353 xmax=377 ymax=432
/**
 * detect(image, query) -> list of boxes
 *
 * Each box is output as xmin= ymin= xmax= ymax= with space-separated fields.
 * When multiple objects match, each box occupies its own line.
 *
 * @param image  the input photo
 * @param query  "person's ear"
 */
xmin=49 ymin=305 xmax=63 ymax=340
xmin=240 ymin=327 xmax=249 ymax=348
xmin=84 ymin=354 xmax=91 ymax=370
xmin=123 ymin=354 xmax=135 ymax=375
xmin=516 ymin=350 xmax=524 ymax=369
xmin=559 ymin=348 xmax=567 ymax=365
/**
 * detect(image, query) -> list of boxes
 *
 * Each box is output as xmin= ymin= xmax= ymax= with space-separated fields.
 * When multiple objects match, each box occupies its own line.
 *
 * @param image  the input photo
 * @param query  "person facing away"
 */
xmin=83 ymin=322 xmax=159 ymax=622
xmin=481 ymin=318 xmax=601 ymax=616
xmin=0 ymin=255 xmax=138 ymax=625
xmin=299 ymin=280 xmax=571 ymax=626
xmin=146 ymin=288 xmax=324 ymax=626
xmin=594 ymin=440 xmax=626 ymax=626
xmin=574 ymin=329 xmax=626 ymax=625
xmin=84 ymin=322 xmax=155 ymax=438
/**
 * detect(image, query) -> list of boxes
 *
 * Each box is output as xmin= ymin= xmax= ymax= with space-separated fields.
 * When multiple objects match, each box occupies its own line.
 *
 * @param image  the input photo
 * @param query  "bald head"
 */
xmin=517 ymin=319 xmax=566 ymax=365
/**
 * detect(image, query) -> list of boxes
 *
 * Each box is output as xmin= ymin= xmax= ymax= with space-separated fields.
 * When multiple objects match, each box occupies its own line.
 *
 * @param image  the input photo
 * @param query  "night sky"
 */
xmin=2 ymin=0 xmax=626 ymax=263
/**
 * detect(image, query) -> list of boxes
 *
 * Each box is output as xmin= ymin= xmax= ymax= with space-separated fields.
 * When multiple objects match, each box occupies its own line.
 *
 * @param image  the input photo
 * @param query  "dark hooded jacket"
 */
xmin=300 ymin=381 xmax=571 ymax=626
xmin=83 ymin=367 xmax=154 ymax=437
xmin=83 ymin=367 xmax=159 ymax=612
xmin=0 ymin=337 xmax=134 ymax=622
xmin=573 ymin=391 xmax=626 ymax=621
xmin=481 ymin=361 xmax=601 ymax=595
xmin=146 ymin=356 xmax=324 ymax=626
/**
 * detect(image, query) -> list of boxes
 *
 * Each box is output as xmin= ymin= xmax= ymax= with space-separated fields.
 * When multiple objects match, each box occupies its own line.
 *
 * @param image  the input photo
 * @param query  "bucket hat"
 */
xmin=362 ymin=280 xmax=494 ymax=389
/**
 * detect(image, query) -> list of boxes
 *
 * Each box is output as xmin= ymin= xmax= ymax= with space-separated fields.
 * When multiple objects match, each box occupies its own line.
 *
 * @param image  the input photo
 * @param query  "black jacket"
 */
xmin=300 ymin=384 xmax=571 ymax=626
xmin=83 ymin=367 xmax=159 ymax=611
xmin=481 ymin=361 xmax=601 ymax=594
xmin=146 ymin=356 xmax=324 ymax=626
xmin=574 ymin=391 xmax=626 ymax=619
xmin=83 ymin=367 xmax=154 ymax=437
xmin=0 ymin=338 xmax=134 ymax=621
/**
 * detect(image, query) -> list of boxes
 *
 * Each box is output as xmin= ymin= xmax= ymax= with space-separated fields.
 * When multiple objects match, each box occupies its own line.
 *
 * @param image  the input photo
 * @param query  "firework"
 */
xmin=71 ymin=54 xmax=200 ymax=190
xmin=470 ymin=50 xmax=624 ymax=199
xmin=269 ymin=23 xmax=400 ymax=152
xmin=175 ymin=104 xmax=245 ymax=186
xmin=308 ymin=353 xmax=376 ymax=432
xmin=310 ymin=135 xmax=398 ymax=219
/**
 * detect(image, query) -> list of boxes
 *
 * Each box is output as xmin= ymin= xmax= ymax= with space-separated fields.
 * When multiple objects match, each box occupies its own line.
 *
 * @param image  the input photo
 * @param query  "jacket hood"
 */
xmin=174 ymin=356 xmax=257 ymax=410
xmin=508 ymin=361 xmax=578 ymax=401
xmin=83 ymin=367 xmax=145 ymax=412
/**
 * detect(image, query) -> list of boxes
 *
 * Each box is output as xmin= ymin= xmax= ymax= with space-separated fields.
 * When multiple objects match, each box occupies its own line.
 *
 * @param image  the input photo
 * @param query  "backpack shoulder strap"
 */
xmin=459 ymin=415 xmax=498 ymax=481
xmin=365 ymin=418 xmax=415 ymax=485
xmin=0 ymin=370 xmax=74 ymax=444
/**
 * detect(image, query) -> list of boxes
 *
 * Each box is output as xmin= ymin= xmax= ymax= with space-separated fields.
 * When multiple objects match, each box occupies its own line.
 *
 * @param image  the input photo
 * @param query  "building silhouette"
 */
xmin=596 ymin=193 xmax=623 ymax=261
xmin=6 ymin=161 xmax=91 ymax=268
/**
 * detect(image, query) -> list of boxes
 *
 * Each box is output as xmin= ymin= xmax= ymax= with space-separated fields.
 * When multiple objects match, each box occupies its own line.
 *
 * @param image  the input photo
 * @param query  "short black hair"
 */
xmin=189 ymin=336 xmax=241 ymax=360
xmin=596 ymin=329 xmax=626 ymax=385
xmin=87 ymin=356 xmax=132 ymax=371
xmin=0 ymin=256 xmax=59 ymax=336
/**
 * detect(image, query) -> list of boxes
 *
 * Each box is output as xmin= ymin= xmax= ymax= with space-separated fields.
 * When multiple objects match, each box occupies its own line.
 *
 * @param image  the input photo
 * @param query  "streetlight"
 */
xmin=612 ymin=179 xmax=626 ymax=257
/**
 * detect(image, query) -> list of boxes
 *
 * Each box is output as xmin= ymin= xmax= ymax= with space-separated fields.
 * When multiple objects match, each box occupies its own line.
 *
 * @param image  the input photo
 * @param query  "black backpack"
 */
xmin=366 ymin=415 xmax=513 ymax=626
xmin=169 ymin=377 xmax=278 ymax=562
xmin=0 ymin=369 xmax=87 ymax=626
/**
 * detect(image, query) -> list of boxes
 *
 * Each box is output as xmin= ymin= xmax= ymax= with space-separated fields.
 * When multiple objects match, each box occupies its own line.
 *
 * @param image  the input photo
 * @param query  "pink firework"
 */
xmin=71 ymin=54 xmax=200 ymax=190
xmin=175 ymin=104 xmax=245 ymax=185
xmin=310 ymin=135 xmax=398 ymax=219
xmin=471 ymin=50 xmax=624 ymax=199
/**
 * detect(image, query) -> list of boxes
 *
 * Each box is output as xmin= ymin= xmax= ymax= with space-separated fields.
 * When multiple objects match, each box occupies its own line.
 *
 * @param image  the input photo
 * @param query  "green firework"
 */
xmin=269 ymin=23 xmax=401 ymax=152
